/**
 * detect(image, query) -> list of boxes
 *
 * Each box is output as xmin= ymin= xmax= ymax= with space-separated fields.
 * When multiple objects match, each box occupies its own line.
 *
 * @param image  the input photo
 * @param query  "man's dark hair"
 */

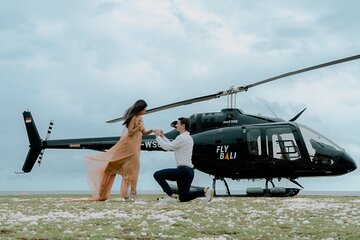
xmin=178 ymin=117 xmax=190 ymax=131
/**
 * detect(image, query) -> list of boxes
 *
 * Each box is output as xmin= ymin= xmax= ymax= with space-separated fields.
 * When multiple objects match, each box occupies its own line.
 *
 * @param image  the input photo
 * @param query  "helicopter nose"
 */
xmin=336 ymin=152 xmax=357 ymax=174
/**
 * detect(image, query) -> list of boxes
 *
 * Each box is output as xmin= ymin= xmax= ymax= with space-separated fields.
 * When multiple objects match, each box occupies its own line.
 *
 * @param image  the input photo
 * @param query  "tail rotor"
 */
xmin=37 ymin=120 xmax=54 ymax=166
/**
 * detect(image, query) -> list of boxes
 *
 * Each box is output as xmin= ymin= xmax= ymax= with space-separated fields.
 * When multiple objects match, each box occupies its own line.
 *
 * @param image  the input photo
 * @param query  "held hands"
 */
xmin=154 ymin=129 xmax=164 ymax=137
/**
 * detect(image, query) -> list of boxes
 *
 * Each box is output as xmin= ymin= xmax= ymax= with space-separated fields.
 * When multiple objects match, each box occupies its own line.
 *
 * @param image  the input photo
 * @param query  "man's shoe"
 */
xmin=157 ymin=196 xmax=177 ymax=203
xmin=205 ymin=188 xmax=214 ymax=202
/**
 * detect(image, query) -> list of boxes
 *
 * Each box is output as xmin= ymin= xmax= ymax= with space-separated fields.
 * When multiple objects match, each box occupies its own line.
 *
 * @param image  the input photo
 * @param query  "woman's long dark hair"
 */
xmin=123 ymin=99 xmax=148 ymax=127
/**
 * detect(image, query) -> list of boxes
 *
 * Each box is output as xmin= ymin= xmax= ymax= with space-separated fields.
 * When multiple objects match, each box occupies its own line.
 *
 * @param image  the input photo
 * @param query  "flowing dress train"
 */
xmin=84 ymin=116 xmax=143 ymax=200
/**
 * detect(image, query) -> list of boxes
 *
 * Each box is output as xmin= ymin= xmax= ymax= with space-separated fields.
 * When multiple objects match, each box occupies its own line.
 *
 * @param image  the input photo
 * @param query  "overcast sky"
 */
xmin=1 ymin=0 xmax=359 ymax=194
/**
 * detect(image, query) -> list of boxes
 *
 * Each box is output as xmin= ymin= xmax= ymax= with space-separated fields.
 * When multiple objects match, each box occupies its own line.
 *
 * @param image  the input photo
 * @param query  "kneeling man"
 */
xmin=153 ymin=117 xmax=214 ymax=202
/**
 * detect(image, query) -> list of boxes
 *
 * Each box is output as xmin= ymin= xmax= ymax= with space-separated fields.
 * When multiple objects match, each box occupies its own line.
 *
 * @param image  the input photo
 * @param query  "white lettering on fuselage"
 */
xmin=216 ymin=145 xmax=229 ymax=153
xmin=223 ymin=120 xmax=238 ymax=124
xmin=143 ymin=141 xmax=160 ymax=149
xmin=216 ymin=145 xmax=237 ymax=160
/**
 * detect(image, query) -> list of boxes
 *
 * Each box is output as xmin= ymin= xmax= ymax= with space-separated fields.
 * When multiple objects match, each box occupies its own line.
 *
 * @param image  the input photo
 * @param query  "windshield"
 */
xmin=297 ymin=123 xmax=343 ymax=160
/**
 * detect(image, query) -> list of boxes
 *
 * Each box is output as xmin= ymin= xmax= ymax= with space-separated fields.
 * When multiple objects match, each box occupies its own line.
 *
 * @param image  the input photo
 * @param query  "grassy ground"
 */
xmin=0 ymin=194 xmax=359 ymax=239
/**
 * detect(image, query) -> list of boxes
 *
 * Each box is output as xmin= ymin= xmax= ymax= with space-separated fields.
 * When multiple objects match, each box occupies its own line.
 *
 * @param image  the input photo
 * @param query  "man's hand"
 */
xmin=154 ymin=130 xmax=164 ymax=137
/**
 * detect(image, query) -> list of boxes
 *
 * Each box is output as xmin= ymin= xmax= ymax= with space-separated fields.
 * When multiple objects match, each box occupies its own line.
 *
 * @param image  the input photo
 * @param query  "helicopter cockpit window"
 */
xmin=298 ymin=123 xmax=343 ymax=162
xmin=266 ymin=127 xmax=300 ymax=161
xmin=247 ymin=129 xmax=262 ymax=156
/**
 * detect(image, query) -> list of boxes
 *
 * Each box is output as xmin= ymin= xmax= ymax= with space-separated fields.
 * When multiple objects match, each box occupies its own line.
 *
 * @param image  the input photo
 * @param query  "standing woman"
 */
xmin=85 ymin=99 xmax=153 ymax=201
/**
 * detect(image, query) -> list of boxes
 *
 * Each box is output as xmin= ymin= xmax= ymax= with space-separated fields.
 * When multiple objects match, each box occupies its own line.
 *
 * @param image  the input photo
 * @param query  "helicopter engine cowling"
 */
xmin=188 ymin=108 xmax=281 ymax=135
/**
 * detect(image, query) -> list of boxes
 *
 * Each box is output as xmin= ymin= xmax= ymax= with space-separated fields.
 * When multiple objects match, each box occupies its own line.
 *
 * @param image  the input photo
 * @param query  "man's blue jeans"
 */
xmin=153 ymin=166 xmax=205 ymax=202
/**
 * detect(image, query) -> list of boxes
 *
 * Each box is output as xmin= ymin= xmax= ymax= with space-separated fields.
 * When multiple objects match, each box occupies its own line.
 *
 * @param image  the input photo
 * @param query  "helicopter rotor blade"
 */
xmin=232 ymin=54 xmax=360 ymax=94
xmin=105 ymin=92 xmax=223 ymax=123
xmin=106 ymin=54 xmax=360 ymax=124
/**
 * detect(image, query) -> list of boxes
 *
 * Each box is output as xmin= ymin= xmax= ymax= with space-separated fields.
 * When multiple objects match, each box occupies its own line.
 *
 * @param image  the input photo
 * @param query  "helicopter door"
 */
xmin=246 ymin=129 xmax=262 ymax=157
xmin=265 ymin=126 xmax=301 ymax=161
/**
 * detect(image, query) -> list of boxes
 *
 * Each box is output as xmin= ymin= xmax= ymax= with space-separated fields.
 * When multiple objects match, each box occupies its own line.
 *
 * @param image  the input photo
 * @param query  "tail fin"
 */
xmin=22 ymin=111 xmax=43 ymax=173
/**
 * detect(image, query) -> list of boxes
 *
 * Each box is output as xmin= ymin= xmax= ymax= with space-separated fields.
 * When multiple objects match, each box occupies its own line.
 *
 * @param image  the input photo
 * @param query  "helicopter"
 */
xmin=21 ymin=54 xmax=359 ymax=197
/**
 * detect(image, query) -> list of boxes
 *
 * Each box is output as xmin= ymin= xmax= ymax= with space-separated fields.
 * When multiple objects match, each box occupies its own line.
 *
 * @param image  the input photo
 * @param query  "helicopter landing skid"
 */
xmin=212 ymin=177 xmax=231 ymax=196
xmin=211 ymin=177 xmax=301 ymax=197
xmin=168 ymin=179 xmax=301 ymax=197
xmin=246 ymin=187 xmax=300 ymax=197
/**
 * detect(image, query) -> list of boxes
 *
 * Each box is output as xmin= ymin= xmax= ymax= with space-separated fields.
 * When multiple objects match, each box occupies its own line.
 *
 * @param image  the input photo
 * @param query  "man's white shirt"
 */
xmin=155 ymin=131 xmax=194 ymax=168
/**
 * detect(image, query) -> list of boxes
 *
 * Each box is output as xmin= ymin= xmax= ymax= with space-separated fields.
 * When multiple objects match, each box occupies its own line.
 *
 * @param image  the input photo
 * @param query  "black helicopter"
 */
xmin=21 ymin=55 xmax=359 ymax=197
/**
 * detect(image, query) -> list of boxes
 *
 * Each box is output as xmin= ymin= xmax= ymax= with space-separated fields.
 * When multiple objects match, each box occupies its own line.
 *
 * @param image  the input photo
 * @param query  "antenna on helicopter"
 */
xmin=265 ymin=104 xmax=278 ymax=118
xmin=289 ymin=108 xmax=307 ymax=122
xmin=106 ymin=54 xmax=360 ymax=124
